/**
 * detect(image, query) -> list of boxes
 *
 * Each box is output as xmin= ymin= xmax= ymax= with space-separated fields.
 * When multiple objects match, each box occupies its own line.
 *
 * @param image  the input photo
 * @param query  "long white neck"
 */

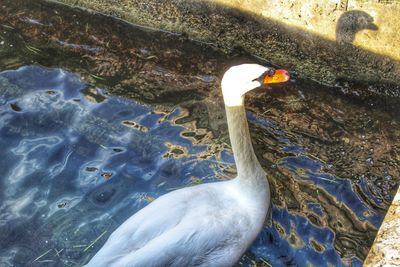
xmin=225 ymin=98 xmax=269 ymax=196
xmin=221 ymin=63 xmax=273 ymax=200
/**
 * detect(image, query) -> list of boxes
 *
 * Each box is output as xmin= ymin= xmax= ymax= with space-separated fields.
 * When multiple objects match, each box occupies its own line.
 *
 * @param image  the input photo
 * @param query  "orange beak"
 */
xmin=262 ymin=69 xmax=290 ymax=85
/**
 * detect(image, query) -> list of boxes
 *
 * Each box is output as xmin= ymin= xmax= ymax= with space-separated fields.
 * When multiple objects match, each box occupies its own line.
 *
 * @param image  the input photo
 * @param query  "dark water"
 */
xmin=0 ymin=1 xmax=399 ymax=266
xmin=0 ymin=66 xmax=226 ymax=266
xmin=0 ymin=65 xmax=389 ymax=267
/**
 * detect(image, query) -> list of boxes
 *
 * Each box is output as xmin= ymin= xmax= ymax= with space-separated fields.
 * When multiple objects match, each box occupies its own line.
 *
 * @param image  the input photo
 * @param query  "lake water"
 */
xmin=0 ymin=64 xmax=394 ymax=267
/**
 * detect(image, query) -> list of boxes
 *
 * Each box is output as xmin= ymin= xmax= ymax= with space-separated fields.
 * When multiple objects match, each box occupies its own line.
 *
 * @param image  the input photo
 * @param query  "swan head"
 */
xmin=221 ymin=64 xmax=290 ymax=106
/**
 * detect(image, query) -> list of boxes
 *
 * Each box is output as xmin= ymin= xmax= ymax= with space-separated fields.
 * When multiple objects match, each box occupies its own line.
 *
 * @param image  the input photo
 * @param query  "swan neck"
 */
xmin=225 ymin=104 xmax=264 ymax=181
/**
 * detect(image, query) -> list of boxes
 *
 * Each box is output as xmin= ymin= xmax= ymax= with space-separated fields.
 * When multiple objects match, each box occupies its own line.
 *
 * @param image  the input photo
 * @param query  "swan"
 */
xmin=85 ymin=64 xmax=290 ymax=267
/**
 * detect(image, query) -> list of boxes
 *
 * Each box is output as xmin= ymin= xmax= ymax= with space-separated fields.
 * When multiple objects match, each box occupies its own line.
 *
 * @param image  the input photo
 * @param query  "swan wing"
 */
xmin=86 ymin=182 xmax=253 ymax=267
xmin=85 ymin=187 xmax=190 ymax=266
xmin=111 ymin=193 xmax=251 ymax=267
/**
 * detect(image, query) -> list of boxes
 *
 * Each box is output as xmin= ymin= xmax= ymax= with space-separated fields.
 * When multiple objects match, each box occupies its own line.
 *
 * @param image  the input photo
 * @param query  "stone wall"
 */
xmin=51 ymin=0 xmax=400 ymax=89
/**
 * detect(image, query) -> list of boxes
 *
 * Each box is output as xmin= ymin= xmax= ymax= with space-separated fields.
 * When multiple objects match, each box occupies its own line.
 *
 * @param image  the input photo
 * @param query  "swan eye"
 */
xmin=264 ymin=68 xmax=276 ymax=77
xmin=253 ymin=68 xmax=276 ymax=83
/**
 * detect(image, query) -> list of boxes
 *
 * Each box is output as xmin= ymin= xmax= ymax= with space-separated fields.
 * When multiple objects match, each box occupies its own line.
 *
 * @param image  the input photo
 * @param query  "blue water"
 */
xmin=0 ymin=66 xmax=383 ymax=266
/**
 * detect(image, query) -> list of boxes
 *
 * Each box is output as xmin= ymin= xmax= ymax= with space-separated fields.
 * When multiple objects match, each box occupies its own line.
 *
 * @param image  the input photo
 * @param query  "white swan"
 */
xmin=85 ymin=64 xmax=290 ymax=267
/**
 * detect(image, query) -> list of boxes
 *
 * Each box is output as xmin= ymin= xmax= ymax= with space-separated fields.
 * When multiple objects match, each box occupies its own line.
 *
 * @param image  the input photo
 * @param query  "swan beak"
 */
xmin=366 ymin=23 xmax=378 ymax=31
xmin=262 ymin=69 xmax=290 ymax=85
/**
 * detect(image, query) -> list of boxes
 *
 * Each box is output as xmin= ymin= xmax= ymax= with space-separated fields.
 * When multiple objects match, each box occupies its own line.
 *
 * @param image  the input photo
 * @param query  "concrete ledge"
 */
xmin=53 ymin=0 xmax=400 ymax=92
xmin=365 ymin=186 xmax=400 ymax=266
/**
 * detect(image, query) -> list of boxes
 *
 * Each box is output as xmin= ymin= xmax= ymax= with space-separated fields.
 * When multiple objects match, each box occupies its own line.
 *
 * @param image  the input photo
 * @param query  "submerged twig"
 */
xmin=33 ymin=248 xmax=52 ymax=262
xmin=312 ymin=175 xmax=340 ymax=184
xmin=24 ymin=42 xmax=42 ymax=55
xmin=73 ymin=245 xmax=87 ymax=248
xmin=307 ymin=153 xmax=327 ymax=164
xmin=259 ymin=257 xmax=272 ymax=267
xmin=83 ymin=230 xmax=107 ymax=252
xmin=89 ymin=73 xmax=106 ymax=81
xmin=54 ymin=248 xmax=63 ymax=257
xmin=1 ymin=24 xmax=15 ymax=30
xmin=37 ymin=260 xmax=55 ymax=263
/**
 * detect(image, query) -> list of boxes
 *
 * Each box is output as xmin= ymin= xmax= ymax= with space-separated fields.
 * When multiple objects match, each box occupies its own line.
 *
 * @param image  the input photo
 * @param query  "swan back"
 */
xmin=85 ymin=180 xmax=268 ymax=267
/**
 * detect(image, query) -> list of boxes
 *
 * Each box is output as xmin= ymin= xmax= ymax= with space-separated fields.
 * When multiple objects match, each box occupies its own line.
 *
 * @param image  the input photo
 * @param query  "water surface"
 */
xmin=0 ymin=65 xmax=397 ymax=267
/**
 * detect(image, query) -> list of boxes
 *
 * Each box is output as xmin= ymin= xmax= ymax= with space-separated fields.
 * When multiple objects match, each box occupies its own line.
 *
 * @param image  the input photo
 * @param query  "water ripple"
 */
xmin=0 ymin=66 xmax=386 ymax=266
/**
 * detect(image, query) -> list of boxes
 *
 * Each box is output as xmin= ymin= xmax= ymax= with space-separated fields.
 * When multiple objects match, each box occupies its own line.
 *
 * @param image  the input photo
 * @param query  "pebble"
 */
xmin=384 ymin=175 xmax=393 ymax=181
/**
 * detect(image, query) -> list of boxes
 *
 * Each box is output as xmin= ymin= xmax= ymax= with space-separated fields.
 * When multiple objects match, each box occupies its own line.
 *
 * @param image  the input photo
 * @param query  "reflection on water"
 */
xmin=0 ymin=65 xmax=396 ymax=267
xmin=0 ymin=66 xmax=224 ymax=266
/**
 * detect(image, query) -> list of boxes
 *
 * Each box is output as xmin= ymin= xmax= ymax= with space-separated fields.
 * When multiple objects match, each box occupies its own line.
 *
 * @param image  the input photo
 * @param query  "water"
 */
xmin=0 ymin=66 xmax=228 ymax=266
xmin=0 ymin=1 xmax=399 ymax=266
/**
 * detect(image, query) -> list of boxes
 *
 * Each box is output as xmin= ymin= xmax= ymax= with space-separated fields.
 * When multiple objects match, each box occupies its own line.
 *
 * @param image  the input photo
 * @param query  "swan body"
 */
xmin=85 ymin=64 xmax=289 ymax=267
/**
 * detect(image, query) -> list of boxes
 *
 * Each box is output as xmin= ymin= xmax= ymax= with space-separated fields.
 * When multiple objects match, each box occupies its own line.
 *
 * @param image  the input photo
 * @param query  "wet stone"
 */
xmin=10 ymin=102 xmax=21 ymax=111
xmin=310 ymin=239 xmax=326 ymax=253
xmin=101 ymin=172 xmax=113 ymax=180
xmin=57 ymin=202 xmax=67 ymax=208
xmin=85 ymin=167 xmax=98 ymax=172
